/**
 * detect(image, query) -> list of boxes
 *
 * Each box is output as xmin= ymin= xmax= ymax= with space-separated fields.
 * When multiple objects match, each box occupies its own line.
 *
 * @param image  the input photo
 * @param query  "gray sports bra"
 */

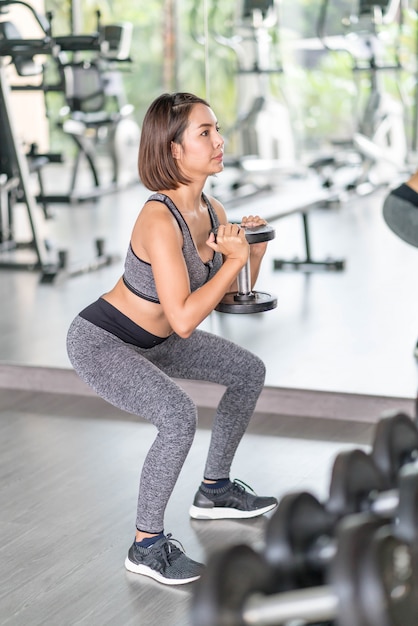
xmin=122 ymin=193 xmax=223 ymax=303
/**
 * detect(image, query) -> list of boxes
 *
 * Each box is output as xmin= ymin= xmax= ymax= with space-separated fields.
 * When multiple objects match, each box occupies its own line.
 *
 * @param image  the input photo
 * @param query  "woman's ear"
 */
xmin=171 ymin=141 xmax=181 ymax=160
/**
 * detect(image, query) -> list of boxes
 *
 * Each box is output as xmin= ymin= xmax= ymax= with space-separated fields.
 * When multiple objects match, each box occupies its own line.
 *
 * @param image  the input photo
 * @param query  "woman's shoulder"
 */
xmin=136 ymin=195 xmax=181 ymax=232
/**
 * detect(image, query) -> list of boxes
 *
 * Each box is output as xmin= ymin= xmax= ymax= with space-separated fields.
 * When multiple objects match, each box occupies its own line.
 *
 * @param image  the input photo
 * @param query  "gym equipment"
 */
xmin=196 ymin=0 xmax=297 ymax=198
xmin=317 ymin=0 xmax=409 ymax=192
xmin=327 ymin=444 xmax=418 ymax=544
xmin=0 ymin=1 xmax=140 ymax=203
xmin=0 ymin=4 xmax=55 ymax=276
xmin=0 ymin=0 xmax=119 ymax=280
xmin=224 ymin=176 xmax=347 ymax=273
xmin=329 ymin=447 xmax=418 ymax=538
xmin=194 ymin=0 xmax=347 ymax=273
xmin=50 ymin=11 xmax=140 ymax=202
xmin=271 ymin=209 xmax=345 ymax=272
xmin=191 ymin=513 xmax=418 ymax=626
xmin=263 ymin=459 xmax=418 ymax=589
xmin=371 ymin=411 xmax=418 ymax=489
xmin=215 ymin=223 xmax=277 ymax=313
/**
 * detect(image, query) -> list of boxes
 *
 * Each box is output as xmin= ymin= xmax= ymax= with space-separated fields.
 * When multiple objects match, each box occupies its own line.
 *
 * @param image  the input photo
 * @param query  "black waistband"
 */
xmin=79 ymin=298 xmax=168 ymax=349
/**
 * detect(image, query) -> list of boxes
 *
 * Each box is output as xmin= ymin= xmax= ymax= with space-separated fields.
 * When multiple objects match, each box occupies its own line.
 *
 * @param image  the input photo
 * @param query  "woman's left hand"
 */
xmin=241 ymin=215 xmax=269 ymax=257
xmin=240 ymin=215 xmax=267 ymax=230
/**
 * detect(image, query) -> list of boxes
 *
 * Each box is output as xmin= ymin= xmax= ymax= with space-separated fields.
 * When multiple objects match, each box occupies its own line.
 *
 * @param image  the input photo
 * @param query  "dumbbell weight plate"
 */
xmin=264 ymin=491 xmax=335 ymax=589
xmin=243 ymin=224 xmax=276 ymax=244
xmin=190 ymin=543 xmax=274 ymax=626
xmin=395 ymin=465 xmax=418 ymax=545
xmin=330 ymin=514 xmax=393 ymax=626
xmin=362 ymin=525 xmax=418 ymax=626
xmin=216 ymin=291 xmax=277 ymax=314
xmin=332 ymin=515 xmax=418 ymax=626
xmin=211 ymin=223 xmax=275 ymax=244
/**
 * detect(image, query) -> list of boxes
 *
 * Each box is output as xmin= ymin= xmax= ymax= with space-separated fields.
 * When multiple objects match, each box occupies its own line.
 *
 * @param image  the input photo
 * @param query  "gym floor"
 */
xmin=0 ymin=163 xmax=417 ymax=624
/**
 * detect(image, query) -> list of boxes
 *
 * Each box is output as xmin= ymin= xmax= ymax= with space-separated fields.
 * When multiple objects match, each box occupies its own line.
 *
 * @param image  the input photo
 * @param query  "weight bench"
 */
xmin=223 ymin=173 xmax=346 ymax=272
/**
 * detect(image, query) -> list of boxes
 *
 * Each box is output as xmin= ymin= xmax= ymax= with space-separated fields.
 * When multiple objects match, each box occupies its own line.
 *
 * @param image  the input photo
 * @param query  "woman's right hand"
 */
xmin=206 ymin=223 xmax=249 ymax=266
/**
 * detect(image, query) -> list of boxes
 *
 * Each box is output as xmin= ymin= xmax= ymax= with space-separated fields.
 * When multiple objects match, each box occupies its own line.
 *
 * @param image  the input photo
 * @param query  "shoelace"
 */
xmin=231 ymin=478 xmax=257 ymax=495
xmin=152 ymin=534 xmax=186 ymax=569
xmin=136 ymin=534 xmax=188 ymax=574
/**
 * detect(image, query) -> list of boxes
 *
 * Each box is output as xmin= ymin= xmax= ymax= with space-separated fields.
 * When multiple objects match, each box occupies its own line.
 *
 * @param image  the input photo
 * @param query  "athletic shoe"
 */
xmin=189 ymin=479 xmax=278 ymax=520
xmin=124 ymin=533 xmax=204 ymax=585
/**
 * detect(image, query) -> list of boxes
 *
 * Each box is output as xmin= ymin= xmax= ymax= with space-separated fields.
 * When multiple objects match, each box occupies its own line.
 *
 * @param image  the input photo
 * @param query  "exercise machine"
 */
xmin=0 ymin=21 xmax=52 ymax=276
xmin=49 ymin=10 xmax=140 ymax=202
xmin=195 ymin=0 xmax=299 ymax=203
xmin=317 ymin=0 xmax=409 ymax=192
xmin=0 ymin=0 xmax=140 ymax=203
xmin=0 ymin=0 xmax=119 ymax=281
xmin=191 ymin=0 xmax=348 ymax=273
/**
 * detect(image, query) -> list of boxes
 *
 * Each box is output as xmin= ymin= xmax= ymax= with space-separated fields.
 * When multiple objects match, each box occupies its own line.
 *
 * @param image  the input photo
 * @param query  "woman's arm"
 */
xmin=209 ymin=199 xmax=269 ymax=292
xmin=135 ymin=203 xmax=249 ymax=338
xmin=210 ymin=197 xmax=267 ymax=293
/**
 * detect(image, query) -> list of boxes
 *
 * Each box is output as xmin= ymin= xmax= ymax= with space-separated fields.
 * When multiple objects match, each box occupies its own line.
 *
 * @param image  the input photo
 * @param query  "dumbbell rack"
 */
xmin=191 ymin=410 xmax=418 ymax=626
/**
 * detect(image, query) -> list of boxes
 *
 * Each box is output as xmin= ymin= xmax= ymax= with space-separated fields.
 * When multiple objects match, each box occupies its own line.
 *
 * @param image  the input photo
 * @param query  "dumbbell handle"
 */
xmin=237 ymin=259 xmax=252 ymax=297
xmin=235 ymin=224 xmax=275 ymax=300
xmin=243 ymin=586 xmax=338 ymax=625
xmin=369 ymin=488 xmax=399 ymax=516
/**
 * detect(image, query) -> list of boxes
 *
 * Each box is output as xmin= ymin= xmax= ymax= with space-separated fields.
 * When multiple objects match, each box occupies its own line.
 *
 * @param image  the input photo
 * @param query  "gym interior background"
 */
xmin=1 ymin=0 xmax=418 ymax=624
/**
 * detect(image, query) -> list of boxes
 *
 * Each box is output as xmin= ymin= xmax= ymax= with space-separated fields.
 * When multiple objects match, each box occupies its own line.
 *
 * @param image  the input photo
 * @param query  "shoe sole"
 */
xmin=188 ymin=501 xmax=277 ymax=520
xmin=124 ymin=558 xmax=201 ymax=585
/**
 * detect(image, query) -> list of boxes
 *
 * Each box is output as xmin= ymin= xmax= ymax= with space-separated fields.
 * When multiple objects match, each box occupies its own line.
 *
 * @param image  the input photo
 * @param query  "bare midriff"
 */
xmin=102 ymin=278 xmax=174 ymax=339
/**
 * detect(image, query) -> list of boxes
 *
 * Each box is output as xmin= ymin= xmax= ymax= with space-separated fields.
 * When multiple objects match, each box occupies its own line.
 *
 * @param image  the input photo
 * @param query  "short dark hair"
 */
xmin=138 ymin=92 xmax=210 ymax=191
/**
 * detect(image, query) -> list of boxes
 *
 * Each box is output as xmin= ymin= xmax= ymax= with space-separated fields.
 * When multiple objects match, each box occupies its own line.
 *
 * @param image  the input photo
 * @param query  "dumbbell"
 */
xmin=191 ymin=513 xmax=418 ymax=626
xmin=371 ymin=411 xmax=418 ymax=489
xmin=327 ymin=446 xmax=418 ymax=541
xmin=215 ymin=223 xmax=277 ymax=314
xmin=264 ymin=450 xmax=418 ymax=589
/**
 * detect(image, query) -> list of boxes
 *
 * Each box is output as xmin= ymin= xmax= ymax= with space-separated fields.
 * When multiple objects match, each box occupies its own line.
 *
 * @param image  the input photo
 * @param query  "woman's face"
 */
xmin=171 ymin=103 xmax=224 ymax=180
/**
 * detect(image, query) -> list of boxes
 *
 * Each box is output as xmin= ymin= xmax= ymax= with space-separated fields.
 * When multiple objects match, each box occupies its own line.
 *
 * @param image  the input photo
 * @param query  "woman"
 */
xmin=67 ymin=92 xmax=277 ymax=586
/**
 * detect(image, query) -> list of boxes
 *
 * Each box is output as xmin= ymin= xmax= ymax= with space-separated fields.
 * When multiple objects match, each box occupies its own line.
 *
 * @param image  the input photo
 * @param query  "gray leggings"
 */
xmin=66 ymin=316 xmax=266 ymax=533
